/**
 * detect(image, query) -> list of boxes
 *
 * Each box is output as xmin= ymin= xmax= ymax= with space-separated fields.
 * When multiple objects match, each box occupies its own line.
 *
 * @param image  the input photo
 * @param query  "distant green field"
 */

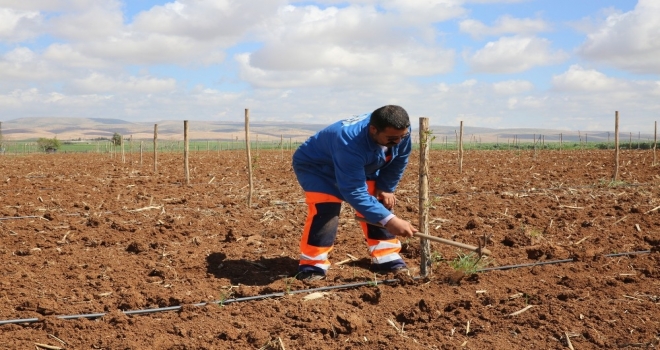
xmin=0 ymin=139 xmax=657 ymax=154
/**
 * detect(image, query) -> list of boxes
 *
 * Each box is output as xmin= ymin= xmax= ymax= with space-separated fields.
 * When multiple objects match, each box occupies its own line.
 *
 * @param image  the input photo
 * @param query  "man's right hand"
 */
xmin=384 ymin=216 xmax=417 ymax=238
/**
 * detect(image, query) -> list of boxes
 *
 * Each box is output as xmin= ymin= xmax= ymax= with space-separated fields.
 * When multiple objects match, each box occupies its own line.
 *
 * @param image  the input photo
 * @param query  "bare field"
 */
xmin=0 ymin=149 xmax=658 ymax=349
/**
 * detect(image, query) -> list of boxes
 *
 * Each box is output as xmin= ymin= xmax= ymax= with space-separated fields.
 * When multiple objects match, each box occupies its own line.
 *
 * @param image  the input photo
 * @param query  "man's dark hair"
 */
xmin=369 ymin=105 xmax=410 ymax=131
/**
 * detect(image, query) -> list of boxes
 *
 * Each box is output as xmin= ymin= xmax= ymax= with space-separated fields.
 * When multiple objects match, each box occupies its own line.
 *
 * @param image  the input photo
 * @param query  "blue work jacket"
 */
xmin=292 ymin=113 xmax=411 ymax=224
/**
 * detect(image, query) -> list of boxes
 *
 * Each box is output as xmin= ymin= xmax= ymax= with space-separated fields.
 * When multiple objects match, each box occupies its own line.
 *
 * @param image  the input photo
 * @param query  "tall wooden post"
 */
xmin=140 ymin=141 xmax=143 ymax=165
xmin=458 ymin=121 xmax=464 ymax=174
xmin=153 ymin=124 xmax=158 ymax=172
xmin=121 ymin=134 xmax=125 ymax=163
xmin=613 ymin=111 xmax=620 ymax=181
xmin=245 ymin=109 xmax=254 ymax=206
xmin=184 ymin=120 xmax=190 ymax=185
xmin=653 ymin=121 xmax=657 ymax=166
xmin=419 ymin=118 xmax=431 ymax=277
xmin=629 ymin=132 xmax=632 ymax=150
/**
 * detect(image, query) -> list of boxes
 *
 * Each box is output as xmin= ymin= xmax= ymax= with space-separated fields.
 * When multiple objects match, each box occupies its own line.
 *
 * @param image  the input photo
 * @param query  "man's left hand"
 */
xmin=376 ymin=190 xmax=396 ymax=210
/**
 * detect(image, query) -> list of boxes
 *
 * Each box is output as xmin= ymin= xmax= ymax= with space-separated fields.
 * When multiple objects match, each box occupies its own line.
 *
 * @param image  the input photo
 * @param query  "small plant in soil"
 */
xmin=217 ymin=290 xmax=234 ymax=307
xmin=448 ymin=251 xmax=491 ymax=275
xmin=520 ymin=224 xmax=543 ymax=243
xmin=367 ymin=273 xmax=379 ymax=287
xmin=431 ymin=250 xmax=444 ymax=264
xmin=527 ymin=227 xmax=544 ymax=240
xmin=284 ymin=276 xmax=296 ymax=294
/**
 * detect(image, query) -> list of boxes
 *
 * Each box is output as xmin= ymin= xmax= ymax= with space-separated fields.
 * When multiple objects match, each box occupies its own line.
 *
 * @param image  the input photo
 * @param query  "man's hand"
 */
xmin=376 ymin=190 xmax=396 ymax=210
xmin=384 ymin=216 xmax=418 ymax=238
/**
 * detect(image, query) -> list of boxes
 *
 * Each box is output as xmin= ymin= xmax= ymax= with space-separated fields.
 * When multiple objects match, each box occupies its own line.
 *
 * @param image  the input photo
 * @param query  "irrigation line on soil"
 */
xmin=0 ymin=278 xmax=400 ymax=326
xmin=0 ymin=216 xmax=43 ymax=221
xmin=477 ymin=250 xmax=651 ymax=272
xmin=0 ymin=250 xmax=652 ymax=326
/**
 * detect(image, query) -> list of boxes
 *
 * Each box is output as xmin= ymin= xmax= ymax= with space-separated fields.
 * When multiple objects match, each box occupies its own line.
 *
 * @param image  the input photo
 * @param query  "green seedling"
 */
xmin=448 ymin=251 xmax=492 ymax=275
xmin=430 ymin=250 xmax=444 ymax=264
xmin=367 ymin=273 xmax=379 ymax=287
xmin=520 ymin=224 xmax=543 ymax=241
xmin=217 ymin=290 xmax=234 ymax=307
xmin=528 ymin=227 xmax=544 ymax=240
xmin=284 ymin=276 xmax=295 ymax=294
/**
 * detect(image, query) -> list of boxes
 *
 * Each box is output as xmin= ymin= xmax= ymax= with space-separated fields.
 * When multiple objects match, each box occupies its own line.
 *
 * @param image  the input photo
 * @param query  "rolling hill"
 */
xmin=0 ymin=117 xmax=654 ymax=144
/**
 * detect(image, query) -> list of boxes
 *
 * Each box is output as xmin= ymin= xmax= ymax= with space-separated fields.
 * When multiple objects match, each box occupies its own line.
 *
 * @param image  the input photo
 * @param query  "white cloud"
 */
xmin=47 ymin=2 xmax=124 ymax=41
xmin=131 ymin=0 xmax=281 ymax=40
xmin=460 ymin=15 xmax=551 ymax=39
xmin=240 ymin=4 xmax=455 ymax=88
xmin=506 ymin=96 xmax=546 ymax=109
xmin=0 ymin=8 xmax=42 ymax=42
xmin=6 ymin=0 xmax=283 ymax=66
xmin=381 ymin=0 xmax=466 ymax=23
xmin=493 ymin=80 xmax=534 ymax=95
xmin=551 ymin=65 xmax=621 ymax=91
xmin=0 ymin=0 xmax=108 ymax=12
xmin=578 ymin=0 xmax=660 ymax=74
xmin=77 ymin=33 xmax=229 ymax=65
xmin=0 ymin=47 xmax=69 ymax=83
xmin=70 ymin=73 xmax=176 ymax=94
xmin=292 ymin=0 xmax=467 ymax=22
xmin=42 ymin=44 xmax=109 ymax=70
xmin=467 ymin=35 xmax=568 ymax=73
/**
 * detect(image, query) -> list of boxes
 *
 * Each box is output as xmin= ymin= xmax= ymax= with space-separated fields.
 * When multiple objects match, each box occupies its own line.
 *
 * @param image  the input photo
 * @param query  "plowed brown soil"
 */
xmin=1 ymin=149 xmax=659 ymax=349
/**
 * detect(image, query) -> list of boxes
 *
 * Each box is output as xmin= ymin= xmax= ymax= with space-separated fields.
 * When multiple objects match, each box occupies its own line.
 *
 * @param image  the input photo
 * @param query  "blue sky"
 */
xmin=1 ymin=0 xmax=659 ymax=132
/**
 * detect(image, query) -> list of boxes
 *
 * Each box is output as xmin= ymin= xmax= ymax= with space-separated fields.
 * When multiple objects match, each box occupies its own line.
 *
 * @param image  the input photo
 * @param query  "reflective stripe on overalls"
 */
xmin=298 ymin=181 xmax=404 ymax=274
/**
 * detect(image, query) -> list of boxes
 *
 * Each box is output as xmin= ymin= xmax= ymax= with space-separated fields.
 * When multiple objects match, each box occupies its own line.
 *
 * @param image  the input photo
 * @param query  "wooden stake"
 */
xmin=613 ymin=112 xmax=619 ymax=181
xmin=184 ymin=120 xmax=190 ymax=185
xmin=121 ymin=134 xmax=125 ymax=163
xmin=245 ymin=109 xmax=254 ymax=207
xmin=153 ymin=124 xmax=158 ymax=173
xmin=419 ymin=117 xmax=431 ymax=277
xmin=654 ymin=121 xmax=657 ymax=166
xmin=458 ymin=121 xmax=464 ymax=174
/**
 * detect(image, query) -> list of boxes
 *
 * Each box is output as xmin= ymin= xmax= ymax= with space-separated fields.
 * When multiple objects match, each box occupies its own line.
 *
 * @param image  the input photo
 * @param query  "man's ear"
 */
xmin=368 ymin=125 xmax=377 ymax=134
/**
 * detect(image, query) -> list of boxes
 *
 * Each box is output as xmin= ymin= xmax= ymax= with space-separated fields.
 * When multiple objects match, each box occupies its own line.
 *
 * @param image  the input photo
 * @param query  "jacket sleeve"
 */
xmin=333 ymin=142 xmax=392 ymax=224
xmin=375 ymin=133 xmax=411 ymax=193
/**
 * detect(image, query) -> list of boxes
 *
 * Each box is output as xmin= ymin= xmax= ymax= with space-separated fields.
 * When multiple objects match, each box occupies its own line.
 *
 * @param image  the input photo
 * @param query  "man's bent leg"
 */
xmin=299 ymin=192 xmax=342 ymax=276
xmin=357 ymin=181 xmax=406 ymax=272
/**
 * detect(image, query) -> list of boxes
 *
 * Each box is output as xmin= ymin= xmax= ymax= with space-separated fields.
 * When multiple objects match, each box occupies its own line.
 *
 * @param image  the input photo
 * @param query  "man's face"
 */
xmin=369 ymin=125 xmax=410 ymax=147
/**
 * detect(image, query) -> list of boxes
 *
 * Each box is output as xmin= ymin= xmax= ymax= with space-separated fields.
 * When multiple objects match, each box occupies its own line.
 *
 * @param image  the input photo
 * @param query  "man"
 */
xmin=292 ymin=105 xmax=418 ymax=281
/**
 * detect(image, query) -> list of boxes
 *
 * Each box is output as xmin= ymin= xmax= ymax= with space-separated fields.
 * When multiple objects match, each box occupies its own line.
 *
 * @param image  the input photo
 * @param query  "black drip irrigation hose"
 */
xmin=0 ymin=250 xmax=652 ymax=326
xmin=0 ymin=278 xmax=399 ymax=326
xmin=477 ymin=250 xmax=651 ymax=272
xmin=0 ymin=216 xmax=43 ymax=221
